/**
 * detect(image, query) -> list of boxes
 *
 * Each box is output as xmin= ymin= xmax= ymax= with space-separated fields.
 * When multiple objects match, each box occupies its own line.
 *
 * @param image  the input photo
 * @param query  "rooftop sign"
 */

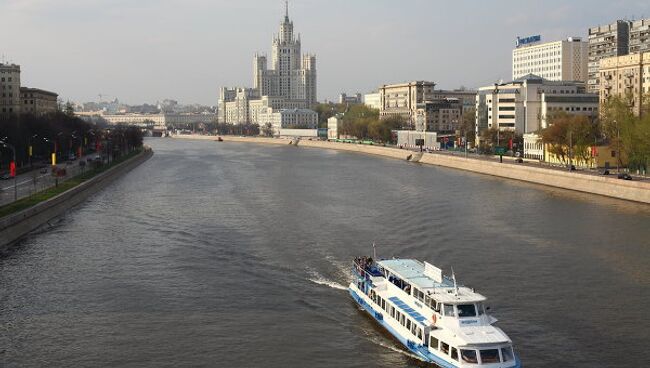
xmin=516 ymin=35 xmax=541 ymax=48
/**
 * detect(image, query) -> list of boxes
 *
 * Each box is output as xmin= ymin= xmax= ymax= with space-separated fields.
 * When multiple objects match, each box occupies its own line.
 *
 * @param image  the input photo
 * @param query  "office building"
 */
xmin=20 ymin=87 xmax=58 ymax=114
xmin=377 ymin=81 xmax=475 ymax=127
xmin=475 ymin=75 xmax=598 ymax=143
xmin=513 ymin=37 xmax=588 ymax=82
xmin=339 ymin=93 xmax=362 ymax=105
xmin=363 ymin=92 xmax=381 ymax=110
xmin=415 ymin=99 xmax=462 ymax=133
xmin=0 ymin=63 xmax=21 ymax=114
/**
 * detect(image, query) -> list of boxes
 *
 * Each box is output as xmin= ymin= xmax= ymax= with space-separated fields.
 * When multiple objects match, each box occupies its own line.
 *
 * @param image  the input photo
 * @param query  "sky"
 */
xmin=2 ymin=0 xmax=650 ymax=106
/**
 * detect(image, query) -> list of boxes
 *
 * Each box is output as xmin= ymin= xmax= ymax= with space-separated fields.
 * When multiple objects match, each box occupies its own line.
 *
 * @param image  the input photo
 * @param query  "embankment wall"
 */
xmin=173 ymin=135 xmax=650 ymax=204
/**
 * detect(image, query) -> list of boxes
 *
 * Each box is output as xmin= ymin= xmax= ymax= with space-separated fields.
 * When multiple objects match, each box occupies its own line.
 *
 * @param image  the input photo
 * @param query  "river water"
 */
xmin=1 ymin=138 xmax=649 ymax=367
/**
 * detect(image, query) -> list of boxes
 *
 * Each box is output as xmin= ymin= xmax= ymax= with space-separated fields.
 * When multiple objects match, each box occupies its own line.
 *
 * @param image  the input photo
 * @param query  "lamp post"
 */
xmin=614 ymin=120 xmax=621 ymax=173
xmin=28 ymin=134 xmax=38 ymax=168
xmin=568 ymin=129 xmax=573 ymax=171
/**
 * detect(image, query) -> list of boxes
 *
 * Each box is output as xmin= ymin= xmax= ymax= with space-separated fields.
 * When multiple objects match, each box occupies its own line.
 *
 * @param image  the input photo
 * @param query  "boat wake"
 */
xmin=306 ymin=268 xmax=347 ymax=291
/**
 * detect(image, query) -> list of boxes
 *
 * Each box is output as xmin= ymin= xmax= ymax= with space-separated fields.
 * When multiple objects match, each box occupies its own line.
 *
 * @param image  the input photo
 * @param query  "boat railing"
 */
xmin=352 ymin=260 xmax=385 ymax=284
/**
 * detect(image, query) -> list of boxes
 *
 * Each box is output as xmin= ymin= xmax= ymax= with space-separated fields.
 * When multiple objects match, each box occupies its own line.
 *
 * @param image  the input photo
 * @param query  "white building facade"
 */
xmin=513 ymin=37 xmax=588 ymax=82
xmin=363 ymin=92 xmax=381 ymax=110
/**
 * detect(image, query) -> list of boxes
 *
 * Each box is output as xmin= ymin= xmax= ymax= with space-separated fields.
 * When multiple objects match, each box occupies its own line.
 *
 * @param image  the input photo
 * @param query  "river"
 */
xmin=1 ymin=138 xmax=649 ymax=367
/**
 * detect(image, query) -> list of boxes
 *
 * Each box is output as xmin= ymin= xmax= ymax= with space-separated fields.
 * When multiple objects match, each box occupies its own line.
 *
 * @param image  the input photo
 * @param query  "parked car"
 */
xmin=39 ymin=167 xmax=49 ymax=174
xmin=569 ymin=164 xmax=576 ymax=171
xmin=0 ymin=172 xmax=11 ymax=180
xmin=617 ymin=173 xmax=633 ymax=180
xmin=602 ymin=169 xmax=610 ymax=175
xmin=68 ymin=154 xmax=76 ymax=161
xmin=515 ymin=158 xmax=524 ymax=163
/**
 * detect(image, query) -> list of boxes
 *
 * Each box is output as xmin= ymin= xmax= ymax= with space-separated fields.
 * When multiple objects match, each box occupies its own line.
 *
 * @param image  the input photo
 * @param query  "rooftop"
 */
xmin=378 ymin=259 xmax=486 ymax=303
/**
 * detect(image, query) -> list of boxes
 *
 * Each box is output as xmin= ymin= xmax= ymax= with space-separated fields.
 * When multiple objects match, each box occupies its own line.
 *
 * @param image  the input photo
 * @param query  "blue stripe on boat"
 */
xmin=389 ymin=296 xmax=428 ymax=325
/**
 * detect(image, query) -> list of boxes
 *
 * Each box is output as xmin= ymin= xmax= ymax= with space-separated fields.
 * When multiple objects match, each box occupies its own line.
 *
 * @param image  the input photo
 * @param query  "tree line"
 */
xmin=0 ymin=112 xmax=144 ymax=170
xmin=539 ymin=95 xmax=650 ymax=171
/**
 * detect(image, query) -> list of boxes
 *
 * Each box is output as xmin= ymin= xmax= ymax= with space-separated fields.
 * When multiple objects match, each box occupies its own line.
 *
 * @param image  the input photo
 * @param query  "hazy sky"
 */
xmin=2 ymin=0 xmax=650 ymax=106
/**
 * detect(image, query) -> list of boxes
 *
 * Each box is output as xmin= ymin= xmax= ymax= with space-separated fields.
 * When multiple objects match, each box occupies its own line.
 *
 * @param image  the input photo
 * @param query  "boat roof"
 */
xmin=378 ymin=258 xmax=486 ymax=303
xmin=451 ymin=325 xmax=511 ymax=346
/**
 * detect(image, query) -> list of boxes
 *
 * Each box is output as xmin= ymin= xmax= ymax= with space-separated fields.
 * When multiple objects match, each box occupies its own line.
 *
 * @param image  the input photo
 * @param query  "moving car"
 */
xmin=617 ymin=173 xmax=633 ymax=180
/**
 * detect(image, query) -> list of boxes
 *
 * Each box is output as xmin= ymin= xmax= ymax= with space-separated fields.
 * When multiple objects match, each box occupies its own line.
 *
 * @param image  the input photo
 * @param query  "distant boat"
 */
xmin=349 ymin=256 xmax=521 ymax=367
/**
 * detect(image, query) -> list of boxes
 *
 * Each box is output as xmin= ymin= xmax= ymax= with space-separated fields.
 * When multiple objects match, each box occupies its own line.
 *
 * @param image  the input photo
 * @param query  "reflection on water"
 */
xmin=1 ymin=138 xmax=648 ymax=368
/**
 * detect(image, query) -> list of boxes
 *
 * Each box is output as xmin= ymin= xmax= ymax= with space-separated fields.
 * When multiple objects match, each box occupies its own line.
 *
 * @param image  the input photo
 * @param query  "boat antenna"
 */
xmin=451 ymin=267 xmax=459 ymax=297
xmin=372 ymin=242 xmax=377 ymax=260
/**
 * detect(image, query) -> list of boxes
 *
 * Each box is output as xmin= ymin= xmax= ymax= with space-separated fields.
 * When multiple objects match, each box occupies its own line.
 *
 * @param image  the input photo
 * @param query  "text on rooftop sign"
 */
xmin=516 ymin=35 xmax=541 ymax=48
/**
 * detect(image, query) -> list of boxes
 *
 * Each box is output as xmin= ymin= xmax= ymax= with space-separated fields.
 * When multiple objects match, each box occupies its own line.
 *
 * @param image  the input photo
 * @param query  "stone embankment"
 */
xmin=174 ymin=135 xmax=650 ymax=204
xmin=0 ymin=148 xmax=153 ymax=248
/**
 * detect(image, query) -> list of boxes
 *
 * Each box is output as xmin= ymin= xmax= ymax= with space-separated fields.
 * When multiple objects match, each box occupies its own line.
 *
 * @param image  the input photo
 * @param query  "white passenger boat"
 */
xmin=349 ymin=256 xmax=521 ymax=367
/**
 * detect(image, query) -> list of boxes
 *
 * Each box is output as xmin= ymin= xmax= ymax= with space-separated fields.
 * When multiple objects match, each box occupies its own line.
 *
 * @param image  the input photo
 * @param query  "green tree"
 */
xmin=64 ymin=101 xmax=75 ymax=117
xmin=459 ymin=107 xmax=476 ymax=145
xmin=540 ymin=112 xmax=599 ymax=166
xmin=479 ymin=128 xmax=519 ymax=154
xmin=314 ymin=103 xmax=346 ymax=128
xmin=261 ymin=123 xmax=274 ymax=137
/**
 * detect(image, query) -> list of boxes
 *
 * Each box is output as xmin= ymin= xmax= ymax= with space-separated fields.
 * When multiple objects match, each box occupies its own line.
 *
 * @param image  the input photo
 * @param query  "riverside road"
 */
xmin=0 ymin=138 xmax=648 ymax=368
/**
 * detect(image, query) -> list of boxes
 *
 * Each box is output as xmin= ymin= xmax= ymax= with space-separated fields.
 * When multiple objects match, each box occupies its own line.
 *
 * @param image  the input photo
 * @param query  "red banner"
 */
xmin=508 ymin=138 xmax=513 ymax=150
xmin=9 ymin=161 xmax=16 ymax=177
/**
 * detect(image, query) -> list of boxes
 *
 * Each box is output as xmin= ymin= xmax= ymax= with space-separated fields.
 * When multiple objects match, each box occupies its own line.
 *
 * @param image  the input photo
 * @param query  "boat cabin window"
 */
xmin=501 ymin=346 xmax=514 ymax=362
xmin=480 ymin=349 xmax=501 ymax=363
xmin=477 ymin=302 xmax=485 ymax=316
xmin=406 ymin=319 xmax=411 ymax=330
xmin=450 ymin=347 xmax=459 ymax=361
xmin=425 ymin=296 xmax=440 ymax=312
xmin=429 ymin=336 xmax=439 ymax=350
xmin=443 ymin=304 xmax=455 ymax=317
xmin=414 ymin=288 xmax=425 ymax=302
xmin=461 ymin=349 xmax=478 ymax=363
xmin=440 ymin=342 xmax=450 ymax=355
xmin=416 ymin=328 xmax=422 ymax=340
xmin=457 ymin=304 xmax=477 ymax=318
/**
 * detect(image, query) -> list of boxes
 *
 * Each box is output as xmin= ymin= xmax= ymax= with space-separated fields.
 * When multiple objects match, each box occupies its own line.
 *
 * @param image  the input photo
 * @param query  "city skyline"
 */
xmin=2 ymin=0 xmax=650 ymax=105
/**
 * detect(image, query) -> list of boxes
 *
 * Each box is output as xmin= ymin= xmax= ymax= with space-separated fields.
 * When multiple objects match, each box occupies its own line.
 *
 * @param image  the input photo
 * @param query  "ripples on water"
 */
xmin=1 ymin=138 xmax=649 ymax=367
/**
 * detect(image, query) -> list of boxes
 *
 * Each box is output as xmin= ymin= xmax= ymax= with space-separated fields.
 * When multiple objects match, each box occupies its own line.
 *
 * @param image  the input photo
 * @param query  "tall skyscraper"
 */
xmin=218 ymin=2 xmax=318 ymax=132
xmin=252 ymin=3 xmax=317 ymax=107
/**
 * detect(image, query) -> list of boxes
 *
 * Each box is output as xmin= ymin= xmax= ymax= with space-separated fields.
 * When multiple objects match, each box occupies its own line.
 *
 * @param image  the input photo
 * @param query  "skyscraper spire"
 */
xmin=284 ymin=1 xmax=289 ymax=21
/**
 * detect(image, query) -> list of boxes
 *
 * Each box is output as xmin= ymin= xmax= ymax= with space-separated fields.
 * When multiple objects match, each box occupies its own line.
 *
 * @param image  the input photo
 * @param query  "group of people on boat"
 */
xmin=353 ymin=256 xmax=374 ymax=275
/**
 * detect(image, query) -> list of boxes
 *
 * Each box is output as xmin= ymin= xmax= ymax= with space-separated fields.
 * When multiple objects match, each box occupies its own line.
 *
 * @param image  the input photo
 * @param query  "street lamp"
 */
xmin=614 ymin=119 xmax=621 ymax=173
xmin=28 ymin=134 xmax=38 ymax=168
